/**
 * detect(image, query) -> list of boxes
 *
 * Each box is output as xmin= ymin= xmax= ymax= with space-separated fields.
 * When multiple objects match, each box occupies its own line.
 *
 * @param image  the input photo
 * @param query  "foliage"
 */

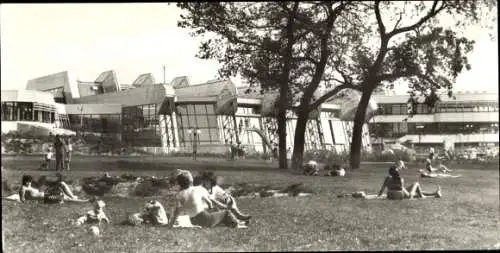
xmin=177 ymin=1 xmax=495 ymax=170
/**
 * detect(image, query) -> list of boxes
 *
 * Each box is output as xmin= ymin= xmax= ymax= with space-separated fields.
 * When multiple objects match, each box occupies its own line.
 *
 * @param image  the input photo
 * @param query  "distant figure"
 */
xmin=65 ymin=138 xmax=73 ymax=171
xmin=41 ymin=147 xmax=53 ymax=170
xmin=428 ymin=147 xmax=435 ymax=161
xmin=303 ymin=160 xmax=320 ymax=176
xmin=325 ymin=164 xmax=346 ymax=177
xmin=192 ymin=131 xmax=200 ymax=160
xmin=54 ymin=135 xmax=66 ymax=172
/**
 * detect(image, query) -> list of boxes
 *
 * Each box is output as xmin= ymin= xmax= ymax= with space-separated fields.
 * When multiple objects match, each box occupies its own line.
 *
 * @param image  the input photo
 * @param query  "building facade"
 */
xmin=369 ymin=91 xmax=499 ymax=151
xmin=1 ymin=70 xmax=372 ymax=155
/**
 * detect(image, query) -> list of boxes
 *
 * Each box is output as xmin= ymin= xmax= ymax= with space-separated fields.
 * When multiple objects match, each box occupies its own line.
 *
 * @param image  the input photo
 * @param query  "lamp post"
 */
xmin=78 ymin=105 xmax=84 ymax=137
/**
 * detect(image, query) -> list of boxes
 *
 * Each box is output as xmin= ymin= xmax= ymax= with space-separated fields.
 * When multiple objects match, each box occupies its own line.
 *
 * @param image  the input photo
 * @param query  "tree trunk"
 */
xmin=291 ymin=109 xmax=308 ymax=171
xmin=277 ymin=108 xmax=288 ymax=170
xmin=349 ymin=89 xmax=373 ymax=169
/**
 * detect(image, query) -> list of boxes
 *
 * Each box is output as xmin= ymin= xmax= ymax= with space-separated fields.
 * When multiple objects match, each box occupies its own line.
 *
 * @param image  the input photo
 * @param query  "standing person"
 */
xmin=54 ymin=135 xmax=66 ymax=172
xmin=428 ymin=147 xmax=435 ymax=161
xmin=65 ymin=138 xmax=73 ymax=171
xmin=192 ymin=130 xmax=200 ymax=160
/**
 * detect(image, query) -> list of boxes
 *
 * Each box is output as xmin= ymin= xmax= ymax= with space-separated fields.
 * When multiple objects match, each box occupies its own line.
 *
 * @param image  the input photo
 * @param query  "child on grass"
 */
xmin=75 ymin=200 xmax=110 ymax=226
xmin=128 ymin=200 xmax=169 ymax=226
xmin=40 ymin=148 xmax=53 ymax=170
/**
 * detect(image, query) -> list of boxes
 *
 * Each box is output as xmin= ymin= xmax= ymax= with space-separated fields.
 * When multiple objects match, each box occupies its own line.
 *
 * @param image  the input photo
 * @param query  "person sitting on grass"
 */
xmin=422 ymin=158 xmax=453 ymax=175
xmin=75 ymin=200 xmax=110 ymax=226
xmin=4 ymin=173 xmax=88 ymax=203
xmin=377 ymin=165 xmax=442 ymax=200
xmin=198 ymin=171 xmax=251 ymax=221
xmin=303 ymin=160 xmax=320 ymax=176
xmin=127 ymin=200 xmax=169 ymax=226
xmin=168 ymin=171 xmax=248 ymax=229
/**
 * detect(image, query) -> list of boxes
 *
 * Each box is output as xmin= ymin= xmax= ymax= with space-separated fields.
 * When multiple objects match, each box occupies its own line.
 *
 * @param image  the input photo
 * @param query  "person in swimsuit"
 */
xmin=169 ymin=171 xmax=248 ymax=228
xmin=422 ymin=158 xmax=453 ymax=174
xmin=4 ymin=174 xmax=88 ymax=203
xmin=377 ymin=165 xmax=442 ymax=200
xmin=198 ymin=171 xmax=251 ymax=221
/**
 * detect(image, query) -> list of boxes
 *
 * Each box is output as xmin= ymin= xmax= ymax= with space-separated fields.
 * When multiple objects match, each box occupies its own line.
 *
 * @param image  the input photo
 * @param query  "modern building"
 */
xmin=1 ymin=70 xmax=372 ymax=155
xmin=369 ymin=90 xmax=499 ymax=151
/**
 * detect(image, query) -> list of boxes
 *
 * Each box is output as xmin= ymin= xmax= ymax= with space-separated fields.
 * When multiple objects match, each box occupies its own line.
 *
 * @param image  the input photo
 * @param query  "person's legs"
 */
xmin=227 ymin=197 xmax=251 ymax=221
xmin=190 ymin=210 xmax=241 ymax=228
xmin=406 ymin=183 xmax=425 ymax=199
xmin=406 ymin=183 xmax=440 ymax=198
xmin=66 ymin=152 xmax=71 ymax=170
xmin=59 ymin=181 xmax=85 ymax=200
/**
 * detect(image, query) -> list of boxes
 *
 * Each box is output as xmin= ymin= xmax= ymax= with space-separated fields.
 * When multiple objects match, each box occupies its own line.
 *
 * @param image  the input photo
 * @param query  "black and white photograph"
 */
xmin=1 ymin=2 xmax=498 ymax=252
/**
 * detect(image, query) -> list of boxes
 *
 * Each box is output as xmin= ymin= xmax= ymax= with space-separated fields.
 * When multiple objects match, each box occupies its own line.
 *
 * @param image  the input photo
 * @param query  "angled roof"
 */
xmin=94 ymin=70 xmax=120 ymax=92
xmin=26 ymin=71 xmax=69 ymax=91
xmin=174 ymin=79 xmax=237 ymax=98
xmin=170 ymin=76 xmax=190 ymax=88
xmin=133 ymin=73 xmax=156 ymax=87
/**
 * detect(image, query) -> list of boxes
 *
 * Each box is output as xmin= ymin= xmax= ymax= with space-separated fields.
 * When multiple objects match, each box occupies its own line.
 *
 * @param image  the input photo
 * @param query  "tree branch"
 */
xmin=309 ymin=83 xmax=362 ymax=110
xmin=374 ymin=1 xmax=386 ymax=38
xmin=388 ymin=0 xmax=446 ymax=38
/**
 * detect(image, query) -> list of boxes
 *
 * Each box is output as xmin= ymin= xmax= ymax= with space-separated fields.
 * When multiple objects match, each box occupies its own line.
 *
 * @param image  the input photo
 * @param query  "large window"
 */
xmin=122 ymin=104 xmax=161 ymax=147
xmin=18 ymin=102 xmax=33 ymax=121
xmin=1 ymin=102 xmax=18 ymax=121
xmin=437 ymin=102 xmax=499 ymax=113
xmin=370 ymin=122 xmax=499 ymax=138
xmin=176 ymin=103 xmax=220 ymax=146
xmin=68 ymin=114 xmax=121 ymax=133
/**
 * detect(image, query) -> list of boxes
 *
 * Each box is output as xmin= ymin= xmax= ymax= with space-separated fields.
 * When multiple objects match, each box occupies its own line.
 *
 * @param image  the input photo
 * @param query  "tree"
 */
xmin=177 ymin=2 xmax=300 ymax=169
xmin=177 ymin=1 xmax=495 ymax=171
xmin=294 ymin=0 xmax=494 ymax=169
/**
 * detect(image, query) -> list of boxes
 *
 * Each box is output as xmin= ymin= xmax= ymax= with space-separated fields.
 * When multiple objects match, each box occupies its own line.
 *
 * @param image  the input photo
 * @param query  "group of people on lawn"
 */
xmin=42 ymin=134 xmax=73 ymax=171
xmin=5 ymin=147 xmax=454 ymax=229
xmin=5 ymin=169 xmax=252 ymax=229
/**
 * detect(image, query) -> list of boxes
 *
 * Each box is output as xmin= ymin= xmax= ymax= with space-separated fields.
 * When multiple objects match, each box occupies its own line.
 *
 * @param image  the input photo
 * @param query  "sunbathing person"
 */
xmin=422 ymin=159 xmax=453 ymax=175
xmin=377 ymin=165 xmax=442 ymax=200
xmin=4 ymin=174 xmax=88 ymax=203
xmin=198 ymin=171 xmax=251 ymax=221
xmin=169 ymin=171 xmax=248 ymax=228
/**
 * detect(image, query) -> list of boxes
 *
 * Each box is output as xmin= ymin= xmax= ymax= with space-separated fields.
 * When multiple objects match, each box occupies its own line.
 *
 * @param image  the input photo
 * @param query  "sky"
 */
xmin=1 ymin=3 xmax=498 ymax=94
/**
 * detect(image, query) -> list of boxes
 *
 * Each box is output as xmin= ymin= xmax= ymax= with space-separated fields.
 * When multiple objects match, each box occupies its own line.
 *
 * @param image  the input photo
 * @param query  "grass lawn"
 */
xmin=2 ymin=157 xmax=499 ymax=252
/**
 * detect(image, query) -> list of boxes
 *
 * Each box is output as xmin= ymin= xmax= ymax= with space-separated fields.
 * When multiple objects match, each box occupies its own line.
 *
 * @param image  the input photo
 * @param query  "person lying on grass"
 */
xmin=75 ymin=199 xmax=110 ymax=226
xmin=127 ymin=200 xmax=169 ymax=226
xmin=168 ymin=171 xmax=248 ymax=229
xmin=377 ymin=165 xmax=442 ymax=200
xmin=197 ymin=171 xmax=251 ymax=221
xmin=324 ymin=164 xmax=346 ymax=177
xmin=4 ymin=173 xmax=88 ymax=203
